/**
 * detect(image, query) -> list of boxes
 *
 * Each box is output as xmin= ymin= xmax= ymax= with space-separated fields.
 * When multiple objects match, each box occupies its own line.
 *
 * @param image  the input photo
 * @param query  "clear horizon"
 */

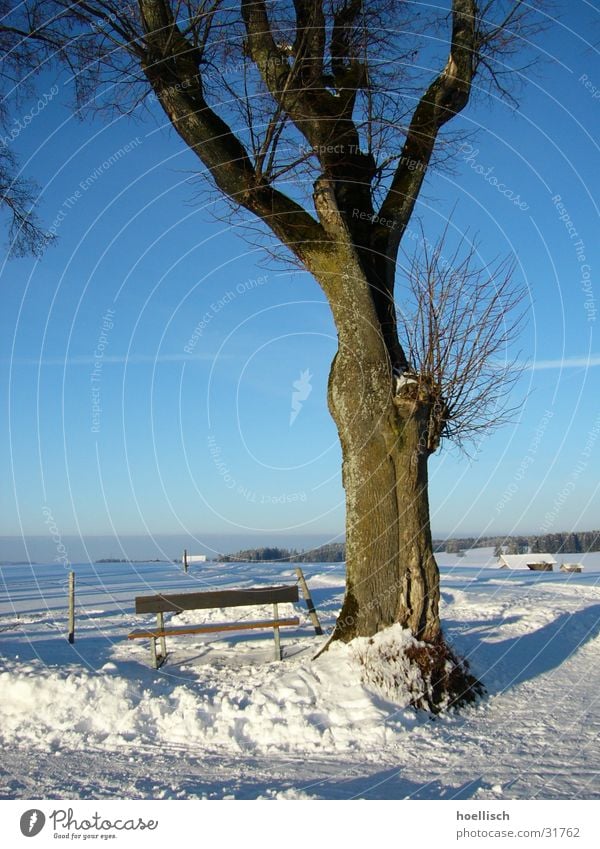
xmin=2 ymin=526 xmax=598 ymax=563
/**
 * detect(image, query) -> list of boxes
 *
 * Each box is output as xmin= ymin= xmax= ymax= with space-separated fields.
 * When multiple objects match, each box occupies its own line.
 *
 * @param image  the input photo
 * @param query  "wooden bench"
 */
xmin=128 ymin=585 xmax=300 ymax=668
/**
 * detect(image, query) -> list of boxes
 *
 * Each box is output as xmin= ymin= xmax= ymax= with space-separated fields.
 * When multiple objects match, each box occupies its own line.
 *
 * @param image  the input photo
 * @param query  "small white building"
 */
xmin=498 ymin=553 xmax=557 ymax=572
xmin=182 ymin=551 xmax=207 ymax=571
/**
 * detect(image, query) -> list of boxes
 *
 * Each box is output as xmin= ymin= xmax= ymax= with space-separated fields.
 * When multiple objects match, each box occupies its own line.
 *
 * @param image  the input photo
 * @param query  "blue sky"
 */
xmin=1 ymin=2 xmax=599 ymax=560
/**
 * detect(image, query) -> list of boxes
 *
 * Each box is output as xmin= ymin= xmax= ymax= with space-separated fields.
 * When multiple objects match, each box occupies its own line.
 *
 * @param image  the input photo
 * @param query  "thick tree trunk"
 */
xmin=327 ymin=349 xmax=440 ymax=644
xmin=320 ymin=266 xmax=481 ymax=710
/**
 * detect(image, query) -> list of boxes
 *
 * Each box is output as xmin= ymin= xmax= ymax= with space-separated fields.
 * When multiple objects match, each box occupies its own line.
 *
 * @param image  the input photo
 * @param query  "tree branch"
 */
xmin=138 ymin=0 xmax=328 ymax=264
xmin=374 ymin=0 xmax=477 ymax=260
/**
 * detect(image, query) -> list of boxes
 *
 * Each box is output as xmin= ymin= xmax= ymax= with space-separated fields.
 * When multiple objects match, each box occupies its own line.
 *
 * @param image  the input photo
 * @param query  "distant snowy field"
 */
xmin=1 ymin=550 xmax=599 ymax=800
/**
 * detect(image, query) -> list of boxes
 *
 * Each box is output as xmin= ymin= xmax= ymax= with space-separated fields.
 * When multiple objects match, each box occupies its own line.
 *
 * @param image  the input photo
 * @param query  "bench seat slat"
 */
xmin=135 ymin=585 xmax=299 ymax=614
xmin=128 ymin=616 xmax=300 ymax=640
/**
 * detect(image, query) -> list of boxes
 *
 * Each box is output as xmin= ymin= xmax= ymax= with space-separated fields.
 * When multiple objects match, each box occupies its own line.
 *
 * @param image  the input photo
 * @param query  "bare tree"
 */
xmin=9 ymin=0 xmax=545 ymax=706
xmin=0 ymin=145 xmax=51 ymax=257
xmin=396 ymin=229 xmax=526 ymax=456
xmin=0 ymin=0 xmax=64 ymax=256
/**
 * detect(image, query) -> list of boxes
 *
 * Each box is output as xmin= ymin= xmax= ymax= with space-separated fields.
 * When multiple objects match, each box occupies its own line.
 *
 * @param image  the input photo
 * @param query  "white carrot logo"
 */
xmin=289 ymin=369 xmax=313 ymax=426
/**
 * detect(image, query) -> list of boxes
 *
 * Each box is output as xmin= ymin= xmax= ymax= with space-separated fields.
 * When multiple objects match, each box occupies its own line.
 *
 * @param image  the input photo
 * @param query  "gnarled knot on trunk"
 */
xmin=392 ymin=368 xmax=449 ymax=454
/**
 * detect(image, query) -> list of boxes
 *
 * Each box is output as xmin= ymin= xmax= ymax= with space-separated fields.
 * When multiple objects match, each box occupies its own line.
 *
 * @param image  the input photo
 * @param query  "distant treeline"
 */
xmin=437 ymin=531 xmax=600 ymax=555
xmin=217 ymin=543 xmax=345 ymax=563
xmin=94 ymin=558 xmax=167 ymax=563
xmin=218 ymin=532 xmax=600 ymax=563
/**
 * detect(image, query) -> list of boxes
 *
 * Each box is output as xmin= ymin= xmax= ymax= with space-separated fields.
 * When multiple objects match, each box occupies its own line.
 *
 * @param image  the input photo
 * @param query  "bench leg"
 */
xmin=149 ymin=635 xmax=167 ymax=670
xmin=157 ymin=612 xmax=167 ymax=659
xmin=273 ymin=603 xmax=281 ymax=661
xmin=146 ymin=613 xmax=167 ymax=669
xmin=150 ymin=637 xmax=158 ymax=669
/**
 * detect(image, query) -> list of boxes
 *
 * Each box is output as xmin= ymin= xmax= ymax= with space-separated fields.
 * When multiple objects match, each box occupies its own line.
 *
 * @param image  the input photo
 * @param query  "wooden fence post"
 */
xmin=295 ymin=567 xmax=323 ymax=635
xmin=273 ymin=602 xmax=281 ymax=660
xmin=67 ymin=571 xmax=75 ymax=644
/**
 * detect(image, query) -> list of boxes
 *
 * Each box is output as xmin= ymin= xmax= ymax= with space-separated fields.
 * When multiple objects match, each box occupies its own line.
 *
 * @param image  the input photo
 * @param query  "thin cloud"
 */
xmin=526 ymin=356 xmax=600 ymax=371
xmin=5 ymin=352 xmax=222 ymax=366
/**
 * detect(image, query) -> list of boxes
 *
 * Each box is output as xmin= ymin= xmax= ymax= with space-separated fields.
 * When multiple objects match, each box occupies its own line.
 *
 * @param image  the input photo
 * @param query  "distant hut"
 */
xmin=498 ymin=553 xmax=556 ymax=572
xmin=527 ymin=561 xmax=554 ymax=572
xmin=181 ymin=550 xmax=207 ymax=572
xmin=560 ymin=563 xmax=584 ymax=574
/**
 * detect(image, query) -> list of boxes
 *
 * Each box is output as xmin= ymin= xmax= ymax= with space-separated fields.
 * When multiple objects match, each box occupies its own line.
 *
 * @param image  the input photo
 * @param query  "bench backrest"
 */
xmin=135 ymin=584 xmax=299 ymax=614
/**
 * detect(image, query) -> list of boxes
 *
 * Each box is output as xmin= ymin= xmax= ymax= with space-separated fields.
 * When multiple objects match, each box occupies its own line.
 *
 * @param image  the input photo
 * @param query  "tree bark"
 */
xmin=327 ymin=341 xmax=440 ymax=644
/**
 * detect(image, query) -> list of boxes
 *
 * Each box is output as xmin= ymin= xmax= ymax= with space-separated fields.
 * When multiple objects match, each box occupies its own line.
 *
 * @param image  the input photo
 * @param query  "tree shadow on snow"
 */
xmin=268 ymin=768 xmax=488 ymax=800
xmin=457 ymin=603 xmax=600 ymax=694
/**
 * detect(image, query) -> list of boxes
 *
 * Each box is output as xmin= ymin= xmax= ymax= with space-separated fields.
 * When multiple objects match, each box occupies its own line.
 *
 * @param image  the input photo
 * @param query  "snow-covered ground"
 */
xmin=1 ymin=553 xmax=599 ymax=800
